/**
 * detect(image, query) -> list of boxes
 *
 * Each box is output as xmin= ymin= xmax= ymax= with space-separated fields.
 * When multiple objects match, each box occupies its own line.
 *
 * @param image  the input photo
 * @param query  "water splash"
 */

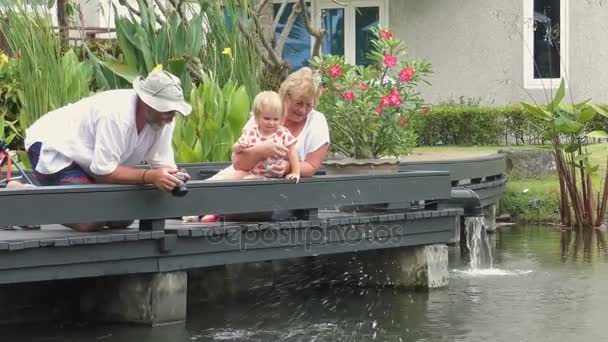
xmin=453 ymin=268 xmax=533 ymax=277
xmin=464 ymin=216 xmax=493 ymax=270
xmin=460 ymin=216 xmax=533 ymax=277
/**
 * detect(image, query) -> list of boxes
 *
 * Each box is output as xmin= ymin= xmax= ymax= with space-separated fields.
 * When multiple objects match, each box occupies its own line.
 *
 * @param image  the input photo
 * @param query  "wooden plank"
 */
xmin=158 ymin=230 xmax=452 ymax=272
xmin=0 ymin=240 xmax=160 ymax=270
xmin=0 ymin=171 xmax=450 ymax=227
xmin=0 ymin=259 xmax=158 ymax=285
xmin=399 ymin=154 xmax=506 ymax=181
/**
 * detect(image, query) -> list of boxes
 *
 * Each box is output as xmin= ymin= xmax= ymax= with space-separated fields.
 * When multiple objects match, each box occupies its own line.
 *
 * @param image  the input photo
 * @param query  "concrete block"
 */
xmin=325 ymin=245 xmax=449 ymax=289
xmin=482 ymin=204 xmax=497 ymax=233
xmin=81 ymin=272 xmax=187 ymax=325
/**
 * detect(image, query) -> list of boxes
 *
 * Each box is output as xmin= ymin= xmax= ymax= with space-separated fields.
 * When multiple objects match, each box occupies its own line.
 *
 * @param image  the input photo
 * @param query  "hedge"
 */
xmin=411 ymin=105 xmax=608 ymax=146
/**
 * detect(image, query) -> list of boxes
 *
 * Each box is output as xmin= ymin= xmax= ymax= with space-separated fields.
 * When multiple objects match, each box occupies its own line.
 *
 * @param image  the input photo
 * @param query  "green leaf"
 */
xmin=98 ymin=59 xmax=140 ymax=82
xmin=579 ymin=107 xmax=596 ymax=122
xmin=550 ymin=79 xmax=566 ymax=109
xmin=227 ymin=86 xmax=250 ymax=138
xmin=193 ymin=139 xmax=203 ymax=160
xmin=554 ymin=115 xmax=584 ymax=134
xmin=183 ymin=119 xmax=198 ymax=147
xmin=521 ymin=103 xmax=552 ymax=120
xmin=134 ymin=27 xmax=155 ymax=72
xmin=586 ymin=130 xmax=608 ymax=139
xmin=178 ymin=143 xmax=198 ymax=163
xmin=564 ymin=144 xmax=579 ymax=153
xmin=113 ymin=7 xmax=139 ymax=71
xmin=558 ymin=101 xmax=574 ymax=114
xmin=590 ymin=104 xmax=608 ymax=118
xmin=589 ymin=165 xmax=600 ymax=175
xmin=167 ymin=58 xmax=187 ymax=80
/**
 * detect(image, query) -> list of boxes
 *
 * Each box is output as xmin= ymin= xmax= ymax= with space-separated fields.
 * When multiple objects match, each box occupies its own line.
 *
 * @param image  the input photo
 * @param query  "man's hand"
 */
xmin=146 ymin=168 xmax=181 ymax=192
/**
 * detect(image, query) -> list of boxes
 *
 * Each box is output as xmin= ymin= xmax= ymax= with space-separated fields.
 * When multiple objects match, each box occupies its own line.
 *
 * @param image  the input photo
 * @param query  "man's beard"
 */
xmin=146 ymin=112 xmax=164 ymax=131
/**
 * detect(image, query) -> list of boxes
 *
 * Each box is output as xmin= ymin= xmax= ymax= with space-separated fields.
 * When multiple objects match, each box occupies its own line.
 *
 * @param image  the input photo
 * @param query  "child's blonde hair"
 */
xmin=252 ymin=91 xmax=284 ymax=118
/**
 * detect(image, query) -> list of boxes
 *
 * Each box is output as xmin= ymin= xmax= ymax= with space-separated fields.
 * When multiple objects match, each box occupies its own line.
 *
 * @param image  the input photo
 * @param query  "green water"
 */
xmin=3 ymin=225 xmax=608 ymax=341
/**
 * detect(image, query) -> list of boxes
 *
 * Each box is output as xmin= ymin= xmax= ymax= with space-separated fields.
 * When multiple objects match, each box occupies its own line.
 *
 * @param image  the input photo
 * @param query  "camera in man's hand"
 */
xmin=171 ymin=169 xmax=189 ymax=197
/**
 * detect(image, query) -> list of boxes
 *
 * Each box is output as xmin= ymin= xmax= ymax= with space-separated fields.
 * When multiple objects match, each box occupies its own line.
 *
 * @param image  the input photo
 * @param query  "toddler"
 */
xmin=183 ymin=91 xmax=300 ymax=223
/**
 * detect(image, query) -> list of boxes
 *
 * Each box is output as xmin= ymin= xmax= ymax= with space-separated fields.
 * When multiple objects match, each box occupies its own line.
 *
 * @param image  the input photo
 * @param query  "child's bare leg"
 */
xmin=183 ymin=170 xmax=250 ymax=223
xmin=207 ymin=169 xmax=250 ymax=181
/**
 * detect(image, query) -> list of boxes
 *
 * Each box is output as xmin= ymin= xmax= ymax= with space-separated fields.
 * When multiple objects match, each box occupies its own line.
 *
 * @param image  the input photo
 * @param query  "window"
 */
xmin=523 ymin=0 xmax=569 ymax=88
xmin=274 ymin=0 xmax=388 ymax=69
xmin=273 ymin=1 xmax=312 ymax=70
xmin=316 ymin=0 xmax=388 ymax=65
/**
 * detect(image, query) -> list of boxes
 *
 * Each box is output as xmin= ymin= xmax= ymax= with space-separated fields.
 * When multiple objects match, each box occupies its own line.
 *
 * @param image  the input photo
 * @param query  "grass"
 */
xmin=412 ymin=144 xmax=608 ymax=223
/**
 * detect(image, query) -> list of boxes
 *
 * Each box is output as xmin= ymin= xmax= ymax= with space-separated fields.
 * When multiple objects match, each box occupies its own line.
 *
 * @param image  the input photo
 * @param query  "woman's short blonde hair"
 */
xmin=252 ymin=91 xmax=284 ymax=118
xmin=278 ymin=67 xmax=319 ymax=104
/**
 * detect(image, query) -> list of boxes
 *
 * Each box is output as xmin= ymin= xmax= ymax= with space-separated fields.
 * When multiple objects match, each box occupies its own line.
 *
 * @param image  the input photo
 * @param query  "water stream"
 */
xmin=464 ymin=216 xmax=494 ymax=270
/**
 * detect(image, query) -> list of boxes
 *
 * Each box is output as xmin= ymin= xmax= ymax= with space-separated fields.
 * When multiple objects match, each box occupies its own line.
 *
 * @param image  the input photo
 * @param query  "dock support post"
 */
xmin=482 ymin=204 xmax=497 ymax=233
xmin=327 ymin=245 xmax=449 ymax=289
xmin=81 ymin=272 xmax=187 ymax=326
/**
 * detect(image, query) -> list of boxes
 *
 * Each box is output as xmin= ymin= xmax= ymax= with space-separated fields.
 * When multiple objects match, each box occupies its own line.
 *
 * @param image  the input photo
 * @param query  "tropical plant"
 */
xmin=311 ymin=28 xmax=432 ymax=159
xmin=61 ymin=49 xmax=93 ymax=104
xmin=522 ymin=80 xmax=608 ymax=229
xmin=198 ymin=0 xmax=261 ymax=97
xmin=102 ymin=0 xmax=261 ymax=98
xmin=0 ymin=4 xmax=92 ymax=131
xmin=89 ymin=0 xmax=204 ymax=96
xmin=172 ymin=74 xmax=250 ymax=163
xmin=0 ymin=4 xmax=65 ymax=130
xmin=0 ymin=51 xmax=21 ymax=123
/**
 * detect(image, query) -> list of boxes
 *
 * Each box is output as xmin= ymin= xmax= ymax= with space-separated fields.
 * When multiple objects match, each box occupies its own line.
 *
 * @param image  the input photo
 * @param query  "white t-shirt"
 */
xmin=25 ymin=89 xmax=176 ymax=176
xmin=242 ymin=109 xmax=330 ymax=161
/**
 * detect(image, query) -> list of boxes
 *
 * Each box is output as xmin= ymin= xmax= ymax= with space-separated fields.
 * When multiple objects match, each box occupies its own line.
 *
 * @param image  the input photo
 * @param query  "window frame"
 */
xmin=523 ymin=0 xmax=569 ymax=89
xmin=313 ymin=0 xmax=389 ymax=64
xmin=272 ymin=0 xmax=388 ymax=65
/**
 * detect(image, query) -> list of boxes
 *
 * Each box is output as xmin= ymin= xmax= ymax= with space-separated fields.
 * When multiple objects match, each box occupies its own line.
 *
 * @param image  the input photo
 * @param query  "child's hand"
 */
xmin=286 ymin=173 xmax=300 ymax=183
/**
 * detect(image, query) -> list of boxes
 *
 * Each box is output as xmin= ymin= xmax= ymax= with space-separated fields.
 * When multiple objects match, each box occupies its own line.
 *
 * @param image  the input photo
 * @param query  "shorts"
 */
xmin=27 ymin=142 xmax=94 ymax=186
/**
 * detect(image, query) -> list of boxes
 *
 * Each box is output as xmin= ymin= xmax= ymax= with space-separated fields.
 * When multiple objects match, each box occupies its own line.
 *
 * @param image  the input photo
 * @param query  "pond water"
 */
xmin=3 ymin=225 xmax=608 ymax=342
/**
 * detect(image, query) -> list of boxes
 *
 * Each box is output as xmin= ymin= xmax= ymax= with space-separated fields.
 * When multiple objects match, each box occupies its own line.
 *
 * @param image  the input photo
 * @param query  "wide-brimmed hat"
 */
xmin=133 ymin=70 xmax=192 ymax=116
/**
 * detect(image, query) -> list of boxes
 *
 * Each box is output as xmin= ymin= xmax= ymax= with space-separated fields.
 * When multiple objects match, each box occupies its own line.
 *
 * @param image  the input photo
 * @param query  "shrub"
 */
xmin=312 ymin=27 xmax=431 ymax=159
xmin=411 ymin=105 xmax=504 ymax=145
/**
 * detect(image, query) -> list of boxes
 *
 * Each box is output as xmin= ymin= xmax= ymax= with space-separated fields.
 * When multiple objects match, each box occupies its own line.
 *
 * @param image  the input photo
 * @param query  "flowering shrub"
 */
xmin=311 ymin=27 xmax=431 ymax=159
xmin=0 ymin=51 xmax=23 ymax=146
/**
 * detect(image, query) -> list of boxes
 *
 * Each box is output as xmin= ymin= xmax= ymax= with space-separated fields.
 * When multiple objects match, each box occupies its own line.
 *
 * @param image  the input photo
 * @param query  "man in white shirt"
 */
xmin=22 ymin=70 xmax=192 ymax=232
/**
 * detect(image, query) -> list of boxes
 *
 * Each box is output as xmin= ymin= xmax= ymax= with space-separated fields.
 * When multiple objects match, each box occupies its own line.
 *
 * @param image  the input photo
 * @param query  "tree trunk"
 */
xmin=56 ymin=0 xmax=69 ymax=48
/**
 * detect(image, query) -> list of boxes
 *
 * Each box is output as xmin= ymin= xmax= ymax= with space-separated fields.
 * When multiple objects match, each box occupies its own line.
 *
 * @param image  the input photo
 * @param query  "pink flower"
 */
xmin=399 ymin=67 xmax=415 ymax=82
xmin=343 ymin=90 xmax=354 ymax=102
xmin=380 ymin=30 xmax=394 ymax=39
xmin=359 ymin=82 xmax=368 ymax=90
xmin=383 ymin=53 xmax=397 ymax=68
xmin=422 ymin=107 xmax=430 ymax=114
xmin=380 ymin=96 xmax=391 ymax=107
xmin=329 ymin=64 xmax=342 ymax=78
xmin=400 ymin=119 xmax=406 ymax=127
xmin=391 ymin=95 xmax=403 ymax=107
xmin=388 ymin=89 xmax=403 ymax=107
xmin=374 ymin=106 xmax=384 ymax=114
